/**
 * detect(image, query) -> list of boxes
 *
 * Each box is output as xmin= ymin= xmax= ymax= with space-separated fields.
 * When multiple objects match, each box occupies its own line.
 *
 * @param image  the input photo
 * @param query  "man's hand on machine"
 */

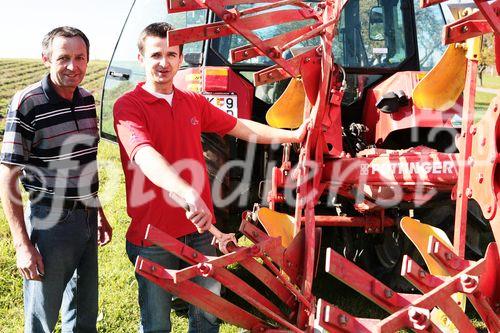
xmin=170 ymin=191 xmax=238 ymax=254
xmin=209 ymin=226 xmax=237 ymax=254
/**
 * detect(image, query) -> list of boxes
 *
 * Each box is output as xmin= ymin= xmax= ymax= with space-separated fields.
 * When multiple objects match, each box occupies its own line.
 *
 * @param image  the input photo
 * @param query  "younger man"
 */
xmin=114 ymin=22 xmax=306 ymax=332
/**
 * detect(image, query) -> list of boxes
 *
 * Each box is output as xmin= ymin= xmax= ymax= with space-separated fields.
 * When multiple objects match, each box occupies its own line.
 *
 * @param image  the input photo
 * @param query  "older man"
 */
xmin=0 ymin=26 xmax=112 ymax=333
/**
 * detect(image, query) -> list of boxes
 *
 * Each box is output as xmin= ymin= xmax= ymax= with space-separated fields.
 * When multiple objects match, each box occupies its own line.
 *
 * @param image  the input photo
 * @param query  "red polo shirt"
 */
xmin=113 ymin=83 xmax=237 ymax=246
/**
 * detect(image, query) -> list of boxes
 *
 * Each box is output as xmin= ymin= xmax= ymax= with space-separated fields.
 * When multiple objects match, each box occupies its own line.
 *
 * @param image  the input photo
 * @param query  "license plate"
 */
xmin=204 ymin=94 xmax=238 ymax=118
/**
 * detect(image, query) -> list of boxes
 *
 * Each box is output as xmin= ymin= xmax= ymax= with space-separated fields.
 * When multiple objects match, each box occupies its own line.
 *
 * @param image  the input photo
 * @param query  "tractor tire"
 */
xmin=201 ymin=133 xmax=236 ymax=234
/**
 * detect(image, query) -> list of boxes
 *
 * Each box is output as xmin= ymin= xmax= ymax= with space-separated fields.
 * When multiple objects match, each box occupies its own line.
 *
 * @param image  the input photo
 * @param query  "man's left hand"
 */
xmin=97 ymin=209 xmax=113 ymax=246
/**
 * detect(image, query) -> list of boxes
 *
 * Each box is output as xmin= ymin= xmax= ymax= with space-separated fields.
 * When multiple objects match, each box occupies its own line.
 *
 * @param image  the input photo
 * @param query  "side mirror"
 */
xmin=369 ymin=6 xmax=385 ymax=41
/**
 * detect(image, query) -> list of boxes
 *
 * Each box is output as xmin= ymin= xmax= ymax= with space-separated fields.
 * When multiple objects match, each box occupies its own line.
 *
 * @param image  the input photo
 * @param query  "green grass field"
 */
xmin=0 ymin=59 xmax=496 ymax=332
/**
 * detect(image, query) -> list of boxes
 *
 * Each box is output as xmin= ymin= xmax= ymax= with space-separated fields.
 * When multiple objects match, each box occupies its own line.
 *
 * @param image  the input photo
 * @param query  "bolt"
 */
xmin=338 ymin=314 xmax=348 ymax=326
xmin=268 ymin=48 xmax=281 ymax=59
xmin=481 ymin=137 xmax=487 ymax=147
xmin=458 ymin=193 xmax=462 ymax=198
xmin=192 ymin=252 xmax=198 ymax=258
xmin=418 ymin=270 xmax=426 ymax=278
xmin=250 ymin=245 xmax=261 ymax=256
xmin=199 ymin=263 xmax=209 ymax=274
xmin=460 ymin=274 xmax=479 ymax=291
xmin=223 ymin=12 xmax=235 ymax=21
xmin=214 ymin=27 xmax=221 ymax=34
xmin=179 ymin=0 xmax=186 ymax=6
xmin=267 ymin=73 xmax=273 ymax=79
xmin=304 ymin=57 xmax=310 ymax=63
xmin=477 ymin=174 xmax=484 ymax=184
xmin=252 ymin=231 xmax=259 ymax=238
xmin=287 ymin=261 xmax=292 ymax=268
xmin=243 ymin=51 xmax=248 ymax=57
xmin=367 ymin=227 xmax=373 ymax=232
xmin=465 ymin=187 xmax=473 ymax=198
xmin=151 ymin=266 xmax=156 ymax=272
xmin=470 ymin=126 xmax=477 ymax=135
xmin=408 ymin=307 xmax=430 ymax=330
xmin=468 ymin=156 xmax=474 ymax=166
xmin=462 ymin=25 xmax=469 ymax=33
xmin=494 ymin=106 xmax=498 ymax=113
xmin=384 ymin=289 xmax=394 ymax=298
xmin=487 ymin=205 xmax=492 ymax=213
xmin=445 ymin=252 xmax=453 ymax=260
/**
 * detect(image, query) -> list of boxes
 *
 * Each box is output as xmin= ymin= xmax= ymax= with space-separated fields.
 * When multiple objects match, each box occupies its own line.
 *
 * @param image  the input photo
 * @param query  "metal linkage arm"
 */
xmin=168 ymin=9 xmax=312 ymax=46
xmin=167 ymin=0 xmax=286 ymax=13
xmin=231 ymin=24 xmax=320 ymax=64
xmin=401 ymin=256 xmax=478 ymax=332
xmin=136 ymin=257 xmax=273 ymax=331
xmin=443 ymin=0 xmax=500 ymax=44
xmin=316 ymin=299 xmax=381 ymax=333
xmin=325 ymin=248 xmax=444 ymax=332
xmin=144 ymin=225 xmax=288 ymax=317
xmin=379 ymin=243 xmax=500 ymax=332
xmin=141 ymin=225 xmax=312 ymax=331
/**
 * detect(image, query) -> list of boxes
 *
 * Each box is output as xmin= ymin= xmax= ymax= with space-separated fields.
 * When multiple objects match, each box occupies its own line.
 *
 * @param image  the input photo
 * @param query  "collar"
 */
xmin=41 ymin=74 xmax=82 ymax=104
xmin=135 ymin=82 xmax=184 ymax=104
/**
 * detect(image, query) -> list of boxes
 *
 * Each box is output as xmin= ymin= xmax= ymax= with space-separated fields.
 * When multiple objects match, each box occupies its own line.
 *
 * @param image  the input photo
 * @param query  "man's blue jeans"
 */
xmin=126 ymin=231 xmax=221 ymax=333
xmin=23 ymin=203 xmax=98 ymax=333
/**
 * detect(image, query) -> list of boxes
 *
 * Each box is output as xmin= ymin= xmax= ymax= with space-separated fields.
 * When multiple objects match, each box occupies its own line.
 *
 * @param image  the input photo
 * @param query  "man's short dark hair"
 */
xmin=42 ymin=26 xmax=90 ymax=60
xmin=138 ymin=22 xmax=183 ymax=55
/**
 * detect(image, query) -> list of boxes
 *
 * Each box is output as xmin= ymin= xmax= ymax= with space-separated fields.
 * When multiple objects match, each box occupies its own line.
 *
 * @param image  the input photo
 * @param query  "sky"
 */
xmin=0 ymin=0 xmax=467 ymax=62
xmin=0 ymin=0 xmax=134 ymax=61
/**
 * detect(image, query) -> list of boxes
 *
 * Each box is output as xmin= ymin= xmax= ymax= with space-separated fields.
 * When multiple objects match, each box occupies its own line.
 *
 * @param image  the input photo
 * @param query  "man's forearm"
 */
xmin=134 ymin=146 xmax=196 ymax=200
xmin=229 ymin=119 xmax=300 ymax=144
xmin=0 ymin=164 xmax=30 ymax=248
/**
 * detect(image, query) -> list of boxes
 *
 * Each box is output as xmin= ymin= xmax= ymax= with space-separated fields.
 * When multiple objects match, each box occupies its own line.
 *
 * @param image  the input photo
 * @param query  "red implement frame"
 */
xmin=136 ymin=0 xmax=499 ymax=331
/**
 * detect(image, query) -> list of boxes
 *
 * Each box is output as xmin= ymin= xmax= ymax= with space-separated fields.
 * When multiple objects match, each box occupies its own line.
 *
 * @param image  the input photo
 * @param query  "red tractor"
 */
xmin=101 ymin=0 xmax=499 ymax=331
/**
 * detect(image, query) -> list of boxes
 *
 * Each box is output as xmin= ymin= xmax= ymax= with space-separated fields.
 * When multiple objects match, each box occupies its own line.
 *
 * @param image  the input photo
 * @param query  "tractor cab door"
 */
xmin=100 ymin=0 xmax=206 ymax=140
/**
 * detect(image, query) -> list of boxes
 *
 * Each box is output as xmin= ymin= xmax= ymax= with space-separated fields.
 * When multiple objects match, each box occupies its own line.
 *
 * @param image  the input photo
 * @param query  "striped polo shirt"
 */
xmin=0 ymin=74 xmax=99 ymax=201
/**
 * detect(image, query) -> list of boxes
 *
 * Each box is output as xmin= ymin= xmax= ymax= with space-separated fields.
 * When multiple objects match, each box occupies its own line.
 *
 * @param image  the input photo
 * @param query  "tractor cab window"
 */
xmin=100 ymin=0 xmax=206 ymax=140
xmin=333 ymin=0 xmax=411 ymax=68
xmin=414 ymin=1 xmax=446 ymax=70
xmin=214 ymin=0 xmax=413 ymax=71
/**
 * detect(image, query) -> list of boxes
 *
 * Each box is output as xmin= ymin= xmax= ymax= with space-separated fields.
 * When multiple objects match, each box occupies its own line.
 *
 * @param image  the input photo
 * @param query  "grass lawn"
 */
xmin=0 ymin=58 xmax=495 ymax=332
xmin=481 ymin=71 xmax=500 ymax=89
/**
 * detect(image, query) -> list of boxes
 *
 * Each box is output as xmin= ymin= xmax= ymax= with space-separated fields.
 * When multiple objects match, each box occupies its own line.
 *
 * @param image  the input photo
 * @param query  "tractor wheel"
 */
xmin=201 ymin=133 xmax=235 ymax=234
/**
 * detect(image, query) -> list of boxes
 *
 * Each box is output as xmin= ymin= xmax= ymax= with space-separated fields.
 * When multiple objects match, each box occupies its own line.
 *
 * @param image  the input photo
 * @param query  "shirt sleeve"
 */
xmin=113 ymin=96 xmax=153 ymax=161
xmin=0 ymin=93 xmax=35 ymax=166
xmin=200 ymin=95 xmax=237 ymax=136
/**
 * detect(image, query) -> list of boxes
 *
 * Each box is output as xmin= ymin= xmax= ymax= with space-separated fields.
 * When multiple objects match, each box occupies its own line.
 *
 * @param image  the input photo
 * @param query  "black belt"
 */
xmin=35 ymin=197 xmax=91 ymax=210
